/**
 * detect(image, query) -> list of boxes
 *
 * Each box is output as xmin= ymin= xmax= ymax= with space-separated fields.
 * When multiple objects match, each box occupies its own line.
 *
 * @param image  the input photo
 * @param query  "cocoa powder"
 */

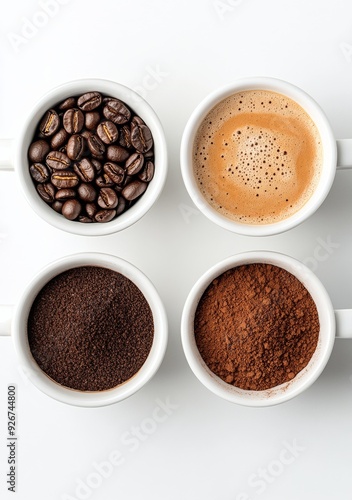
xmin=194 ymin=263 xmax=319 ymax=391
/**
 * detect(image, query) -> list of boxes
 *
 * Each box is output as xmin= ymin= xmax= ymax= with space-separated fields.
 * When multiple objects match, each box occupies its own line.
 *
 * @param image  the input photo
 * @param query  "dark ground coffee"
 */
xmin=194 ymin=263 xmax=319 ymax=391
xmin=28 ymin=266 xmax=154 ymax=391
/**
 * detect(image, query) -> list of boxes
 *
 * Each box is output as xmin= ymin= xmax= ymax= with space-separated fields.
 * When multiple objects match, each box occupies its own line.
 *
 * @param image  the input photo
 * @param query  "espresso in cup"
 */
xmin=193 ymin=89 xmax=323 ymax=224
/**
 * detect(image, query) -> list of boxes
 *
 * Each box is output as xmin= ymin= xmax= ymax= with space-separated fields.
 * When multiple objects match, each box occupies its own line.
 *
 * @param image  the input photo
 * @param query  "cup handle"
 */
xmin=336 ymin=139 xmax=352 ymax=170
xmin=335 ymin=309 xmax=352 ymax=338
xmin=0 ymin=305 xmax=14 ymax=336
xmin=0 ymin=138 xmax=15 ymax=171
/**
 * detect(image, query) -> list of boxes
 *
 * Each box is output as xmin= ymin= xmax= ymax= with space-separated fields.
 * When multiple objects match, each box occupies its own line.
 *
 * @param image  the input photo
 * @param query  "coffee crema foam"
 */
xmin=193 ymin=90 xmax=323 ymax=224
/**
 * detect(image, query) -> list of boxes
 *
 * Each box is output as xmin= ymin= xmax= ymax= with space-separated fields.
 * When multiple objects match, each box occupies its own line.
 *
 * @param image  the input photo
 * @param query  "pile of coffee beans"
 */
xmin=28 ymin=92 xmax=155 ymax=223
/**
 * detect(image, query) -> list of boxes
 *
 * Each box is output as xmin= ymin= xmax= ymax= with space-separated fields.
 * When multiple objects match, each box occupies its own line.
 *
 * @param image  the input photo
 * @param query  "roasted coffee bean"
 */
xmin=91 ymin=158 xmax=102 ymax=174
xmin=133 ymin=116 xmax=144 ymax=126
xmin=104 ymin=162 xmax=125 ymax=184
xmin=98 ymin=187 xmax=118 ymax=209
xmin=95 ymin=209 xmax=117 ymax=223
xmin=37 ymin=183 xmax=55 ymax=203
xmin=30 ymin=163 xmax=50 ymax=183
xmin=86 ymin=203 xmax=98 ymax=218
xmin=122 ymin=180 xmax=147 ymax=201
xmin=139 ymin=160 xmax=155 ymax=182
xmin=59 ymin=97 xmax=76 ymax=110
xmin=74 ymin=158 xmax=95 ymax=182
xmin=122 ymin=174 xmax=133 ymax=187
xmin=51 ymin=129 xmax=68 ymax=150
xmin=114 ymin=183 xmax=123 ymax=193
xmin=63 ymin=108 xmax=84 ymax=134
xmin=116 ymin=196 xmax=127 ymax=216
xmin=78 ymin=92 xmax=102 ymax=111
xmin=144 ymin=148 xmax=154 ymax=159
xmin=66 ymin=134 xmax=86 ymax=160
xmin=52 ymin=201 xmax=63 ymax=213
xmin=118 ymin=125 xmax=132 ymax=148
xmin=85 ymin=112 xmax=100 ymax=130
xmin=96 ymin=173 xmax=115 ymax=188
xmin=28 ymin=140 xmax=50 ymax=162
xmin=78 ymin=183 xmax=96 ymax=202
xmin=130 ymin=118 xmax=153 ymax=153
xmin=55 ymin=188 xmax=76 ymax=201
xmin=46 ymin=151 xmax=71 ymax=170
xmin=103 ymin=99 xmax=131 ymax=124
xmin=97 ymin=121 xmax=118 ymax=144
xmin=106 ymin=145 xmax=129 ymax=162
xmin=62 ymin=199 xmax=81 ymax=220
xmin=39 ymin=109 xmax=60 ymax=137
xmin=87 ymin=134 xmax=105 ymax=156
xmin=67 ymin=134 xmax=85 ymax=161
xmin=125 ymin=153 xmax=144 ymax=175
xmin=51 ymin=171 xmax=79 ymax=188
xmin=80 ymin=129 xmax=92 ymax=140
xmin=78 ymin=215 xmax=93 ymax=223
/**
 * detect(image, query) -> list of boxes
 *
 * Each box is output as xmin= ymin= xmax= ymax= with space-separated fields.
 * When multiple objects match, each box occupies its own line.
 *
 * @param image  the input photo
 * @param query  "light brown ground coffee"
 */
xmin=194 ymin=263 xmax=319 ymax=391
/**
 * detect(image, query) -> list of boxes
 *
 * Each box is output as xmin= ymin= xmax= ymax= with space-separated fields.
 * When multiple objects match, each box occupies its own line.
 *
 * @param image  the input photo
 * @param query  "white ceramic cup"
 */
xmin=181 ymin=250 xmax=352 ymax=407
xmin=180 ymin=77 xmax=352 ymax=236
xmin=0 ymin=78 xmax=168 ymax=236
xmin=0 ymin=252 xmax=168 ymax=407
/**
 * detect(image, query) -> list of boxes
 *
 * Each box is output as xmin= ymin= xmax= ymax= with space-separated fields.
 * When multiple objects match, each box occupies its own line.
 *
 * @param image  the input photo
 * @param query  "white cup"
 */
xmin=0 ymin=252 xmax=168 ymax=407
xmin=0 ymin=78 xmax=168 ymax=236
xmin=181 ymin=250 xmax=352 ymax=407
xmin=180 ymin=77 xmax=352 ymax=236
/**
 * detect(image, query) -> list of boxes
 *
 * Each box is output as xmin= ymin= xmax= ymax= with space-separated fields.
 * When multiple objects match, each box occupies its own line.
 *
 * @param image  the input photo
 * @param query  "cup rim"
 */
xmin=181 ymin=250 xmax=336 ymax=407
xmin=12 ymin=252 xmax=168 ymax=407
xmin=180 ymin=77 xmax=337 ymax=236
xmin=16 ymin=78 xmax=168 ymax=236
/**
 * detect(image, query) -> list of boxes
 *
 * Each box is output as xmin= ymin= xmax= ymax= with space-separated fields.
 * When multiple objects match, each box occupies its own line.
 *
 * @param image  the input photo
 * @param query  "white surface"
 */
xmin=0 ymin=0 xmax=352 ymax=498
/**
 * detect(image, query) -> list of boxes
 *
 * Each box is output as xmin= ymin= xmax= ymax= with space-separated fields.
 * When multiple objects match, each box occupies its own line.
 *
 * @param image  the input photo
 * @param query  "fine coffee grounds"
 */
xmin=194 ymin=263 xmax=319 ymax=391
xmin=28 ymin=266 xmax=154 ymax=391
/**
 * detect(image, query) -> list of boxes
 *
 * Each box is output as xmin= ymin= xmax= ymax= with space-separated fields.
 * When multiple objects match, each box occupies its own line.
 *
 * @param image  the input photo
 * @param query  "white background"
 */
xmin=1 ymin=0 xmax=352 ymax=499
